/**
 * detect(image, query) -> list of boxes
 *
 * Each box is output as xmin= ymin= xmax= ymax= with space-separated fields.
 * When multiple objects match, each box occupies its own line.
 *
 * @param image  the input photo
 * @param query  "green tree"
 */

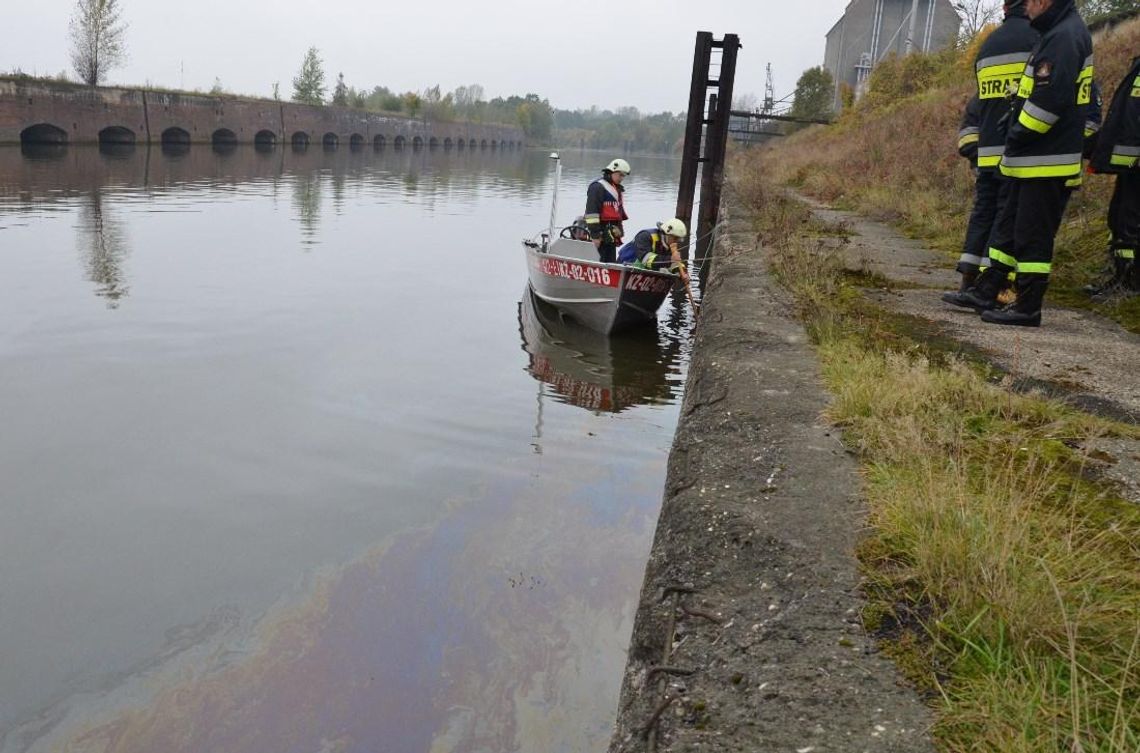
xmin=790 ymin=66 xmax=834 ymax=123
xmin=69 ymin=0 xmax=128 ymax=86
xmin=292 ymin=47 xmax=325 ymax=106
xmin=402 ymin=91 xmax=423 ymax=118
xmin=516 ymin=94 xmax=553 ymax=141
xmin=332 ymin=72 xmax=348 ymax=106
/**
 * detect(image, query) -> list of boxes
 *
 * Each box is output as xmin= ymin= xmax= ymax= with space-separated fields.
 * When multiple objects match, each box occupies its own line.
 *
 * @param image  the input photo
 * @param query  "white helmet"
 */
xmin=604 ymin=158 xmax=631 ymax=175
xmin=658 ymin=218 xmax=687 ymax=239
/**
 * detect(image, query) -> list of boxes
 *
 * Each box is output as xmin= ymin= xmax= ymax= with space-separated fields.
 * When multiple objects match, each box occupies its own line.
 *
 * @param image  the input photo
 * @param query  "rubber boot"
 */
xmin=1086 ymin=257 xmax=1128 ymax=298
xmin=941 ymin=267 xmax=1004 ymax=311
xmin=982 ymin=275 xmax=1047 ymax=327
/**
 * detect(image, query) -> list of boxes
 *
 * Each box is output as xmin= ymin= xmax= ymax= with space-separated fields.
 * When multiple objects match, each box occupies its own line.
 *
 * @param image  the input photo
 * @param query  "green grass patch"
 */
xmin=738 ymin=175 xmax=1140 ymax=753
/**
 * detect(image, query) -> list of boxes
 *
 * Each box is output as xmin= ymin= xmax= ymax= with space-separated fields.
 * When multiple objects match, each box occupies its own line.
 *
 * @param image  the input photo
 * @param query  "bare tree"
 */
xmin=954 ymin=0 xmax=1002 ymax=44
xmin=69 ymin=0 xmax=128 ymax=86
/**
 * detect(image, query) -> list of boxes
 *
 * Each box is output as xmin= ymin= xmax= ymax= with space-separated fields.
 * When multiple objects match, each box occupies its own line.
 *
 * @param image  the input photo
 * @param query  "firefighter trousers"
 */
xmin=1108 ymin=172 xmax=1140 ymax=254
xmin=987 ymin=177 xmax=1072 ymax=277
xmin=959 ymin=170 xmax=1010 ymax=274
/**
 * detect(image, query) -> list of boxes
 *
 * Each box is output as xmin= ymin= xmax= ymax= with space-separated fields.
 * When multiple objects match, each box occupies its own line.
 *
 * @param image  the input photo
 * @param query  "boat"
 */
xmin=522 ymin=153 xmax=679 ymax=335
xmin=517 ymin=289 xmax=678 ymax=413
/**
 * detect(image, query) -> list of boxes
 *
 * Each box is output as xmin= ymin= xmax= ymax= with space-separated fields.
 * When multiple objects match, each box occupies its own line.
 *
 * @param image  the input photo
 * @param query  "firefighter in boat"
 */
xmin=618 ymin=219 xmax=690 ymax=281
xmin=585 ymin=158 xmax=631 ymax=263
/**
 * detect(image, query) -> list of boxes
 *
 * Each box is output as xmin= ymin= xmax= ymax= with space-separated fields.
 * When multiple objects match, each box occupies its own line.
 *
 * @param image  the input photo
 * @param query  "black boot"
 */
xmin=958 ymin=269 xmax=978 ymax=292
xmin=1087 ymin=257 xmax=1130 ymax=299
xmin=982 ymin=275 xmax=1047 ymax=327
xmin=942 ymin=267 xmax=1004 ymax=311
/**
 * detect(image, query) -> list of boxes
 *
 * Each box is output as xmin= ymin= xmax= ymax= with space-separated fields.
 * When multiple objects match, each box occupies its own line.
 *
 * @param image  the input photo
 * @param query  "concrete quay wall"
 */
xmin=0 ymin=80 xmax=525 ymax=149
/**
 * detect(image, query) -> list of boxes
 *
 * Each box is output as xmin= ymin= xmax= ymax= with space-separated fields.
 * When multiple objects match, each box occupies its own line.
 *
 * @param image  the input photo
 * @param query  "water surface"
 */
xmin=0 ymin=144 xmax=691 ymax=753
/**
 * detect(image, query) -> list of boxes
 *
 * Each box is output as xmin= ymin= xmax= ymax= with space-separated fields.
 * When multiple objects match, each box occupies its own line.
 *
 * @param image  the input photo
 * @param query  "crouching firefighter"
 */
xmin=584 ymin=158 xmax=630 ymax=263
xmin=949 ymin=0 xmax=1093 ymax=327
xmin=948 ymin=0 xmax=1038 ymax=295
xmin=618 ymin=219 xmax=690 ymax=280
xmin=1087 ymin=54 xmax=1140 ymax=299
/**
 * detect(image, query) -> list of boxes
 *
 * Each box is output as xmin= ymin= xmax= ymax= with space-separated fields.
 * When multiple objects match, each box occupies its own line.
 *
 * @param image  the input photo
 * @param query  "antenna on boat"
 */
xmin=546 ymin=152 xmax=561 ymax=251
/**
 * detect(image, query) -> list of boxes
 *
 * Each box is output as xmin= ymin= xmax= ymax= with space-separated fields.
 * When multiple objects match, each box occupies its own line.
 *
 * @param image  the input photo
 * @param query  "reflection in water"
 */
xmin=20 ymin=143 xmax=68 ymax=162
xmin=518 ymin=289 xmax=679 ymax=414
xmin=77 ymin=191 xmax=130 ymax=306
xmin=292 ymin=171 xmax=322 ymax=244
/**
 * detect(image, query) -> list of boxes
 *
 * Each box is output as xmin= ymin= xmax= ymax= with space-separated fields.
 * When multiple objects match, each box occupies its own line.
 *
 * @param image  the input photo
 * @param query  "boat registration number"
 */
xmin=624 ymin=273 xmax=674 ymax=294
xmin=538 ymin=258 xmax=619 ymax=287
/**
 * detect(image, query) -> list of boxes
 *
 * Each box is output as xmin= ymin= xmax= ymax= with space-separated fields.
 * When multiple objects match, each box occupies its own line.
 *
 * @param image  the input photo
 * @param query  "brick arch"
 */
xmin=20 ymin=123 xmax=68 ymax=144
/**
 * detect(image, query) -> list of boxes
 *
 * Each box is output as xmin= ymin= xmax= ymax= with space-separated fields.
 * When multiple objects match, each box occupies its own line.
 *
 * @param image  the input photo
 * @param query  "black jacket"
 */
xmin=1090 ymin=56 xmax=1140 ymax=173
xmin=969 ymin=7 xmax=1038 ymax=170
xmin=1001 ymin=0 xmax=1094 ymax=180
xmin=584 ymin=176 xmax=627 ymax=240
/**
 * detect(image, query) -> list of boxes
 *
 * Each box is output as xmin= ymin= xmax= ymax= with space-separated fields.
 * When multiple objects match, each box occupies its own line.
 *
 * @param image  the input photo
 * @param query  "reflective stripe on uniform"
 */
xmin=959 ymin=253 xmax=985 ymax=267
xmin=1017 ymin=65 xmax=1034 ymax=99
xmin=584 ymin=213 xmax=600 ymax=225
xmin=989 ymin=247 xmax=1019 ymax=269
xmin=1017 ymin=262 xmax=1052 ymax=274
xmin=1110 ymin=144 xmax=1140 ymax=168
xmin=958 ymin=126 xmax=980 ymax=149
xmin=1077 ymin=58 xmax=1094 ymax=105
xmin=1000 ymin=152 xmax=1082 ymax=178
xmin=1019 ymin=101 xmax=1060 ymax=133
xmin=1117 ymin=248 xmax=1137 ymax=260
xmin=977 ymin=53 xmax=1030 ymax=99
xmin=977 ymin=145 xmax=1004 ymax=168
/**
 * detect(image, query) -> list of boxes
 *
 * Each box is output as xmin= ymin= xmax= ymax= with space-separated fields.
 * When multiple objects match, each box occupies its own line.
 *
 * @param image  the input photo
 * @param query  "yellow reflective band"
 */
xmin=958 ymin=133 xmax=980 ymax=149
xmin=1077 ymin=65 xmax=1094 ymax=105
xmin=977 ymin=62 xmax=1026 ymax=99
xmin=1000 ymin=162 xmax=1081 ymax=178
xmin=1110 ymin=154 xmax=1139 ymax=168
xmin=1118 ymin=248 xmax=1136 ymax=260
xmin=1017 ymin=74 xmax=1034 ymax=99
xmin=977 ymin=154 xmax=1002 ymax=167
xmin=1065 ymin=174 xmax=1083 ymax=189
xmin=1017 ymin=262 xmax=1052 ymax=274
xmin=1018 ymin=108 xmax=1052 ymax=134
xmin=989 ymin=247 xmax=1018 ymax=268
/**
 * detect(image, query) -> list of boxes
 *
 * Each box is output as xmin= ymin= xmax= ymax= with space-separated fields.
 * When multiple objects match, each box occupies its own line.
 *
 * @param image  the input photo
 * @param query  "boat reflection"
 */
xmin=518 ymin=288 xmax=677 ymax=413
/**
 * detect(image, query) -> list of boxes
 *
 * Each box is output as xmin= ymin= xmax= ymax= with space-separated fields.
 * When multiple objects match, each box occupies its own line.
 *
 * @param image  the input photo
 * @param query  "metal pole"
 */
xmin=905 ymin=0 xmax=920 ymax=54
xmin=547 ymin=152 xmax=561 ymax=248
xmin=675 ymin=32 xmax=714 ymax=251
xmin=696 ymin=33 xmax=740 ymax=275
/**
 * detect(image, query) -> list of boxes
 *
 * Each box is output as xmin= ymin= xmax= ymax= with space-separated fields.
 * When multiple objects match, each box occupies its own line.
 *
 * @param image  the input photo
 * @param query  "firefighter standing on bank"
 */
xmin=585 ymin=159 xmax=630 ymax=263
xmin=946 ymin=0 xmax=1093 ymax=327
xmin=1087 ymin=54 xmax=1140 ymax=299
xmin=948 ymin=0 xmax=1038 ymax=294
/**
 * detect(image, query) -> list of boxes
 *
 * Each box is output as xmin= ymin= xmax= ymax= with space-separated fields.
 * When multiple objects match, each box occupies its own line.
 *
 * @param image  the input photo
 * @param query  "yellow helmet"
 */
xmin=658 ymin=218 xmax=687 ymax=239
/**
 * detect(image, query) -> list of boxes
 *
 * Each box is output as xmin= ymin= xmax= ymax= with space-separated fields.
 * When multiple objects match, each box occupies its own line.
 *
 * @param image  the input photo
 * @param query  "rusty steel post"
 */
xmin=675 ymin=31 xmax=714 ymax=255
xmin=695 ymin=33 xmax=740 ymax=277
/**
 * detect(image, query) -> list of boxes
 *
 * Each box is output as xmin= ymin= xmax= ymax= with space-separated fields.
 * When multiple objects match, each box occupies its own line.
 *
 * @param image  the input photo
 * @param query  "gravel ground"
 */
xmin=607 ymin=212 xmax=937 ymax=753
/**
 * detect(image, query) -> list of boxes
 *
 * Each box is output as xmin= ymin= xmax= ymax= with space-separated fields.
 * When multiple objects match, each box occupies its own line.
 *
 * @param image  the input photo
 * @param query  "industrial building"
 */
xmin=824 ymin=0 xmax=962 ymax=110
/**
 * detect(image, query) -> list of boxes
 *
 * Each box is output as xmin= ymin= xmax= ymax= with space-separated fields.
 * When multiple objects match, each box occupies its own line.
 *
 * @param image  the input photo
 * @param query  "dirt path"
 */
xmin=608 ymin=211 xmax=937 ymax=752
xmin=802 ymin=196 xmax=1140 ymax=425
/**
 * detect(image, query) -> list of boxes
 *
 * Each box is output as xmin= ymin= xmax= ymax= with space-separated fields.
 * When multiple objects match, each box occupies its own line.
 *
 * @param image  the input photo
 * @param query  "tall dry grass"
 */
xmin=735 ymin=175 xmax=1140 ymax=752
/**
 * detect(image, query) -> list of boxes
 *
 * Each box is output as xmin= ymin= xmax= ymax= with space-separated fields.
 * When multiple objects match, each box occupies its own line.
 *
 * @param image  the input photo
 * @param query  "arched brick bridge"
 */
xmin=0 ymin=79 xmax=525 ymax=151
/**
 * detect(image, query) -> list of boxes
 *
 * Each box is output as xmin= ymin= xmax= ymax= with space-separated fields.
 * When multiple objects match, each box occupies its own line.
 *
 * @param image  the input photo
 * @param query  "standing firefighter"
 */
xmin=585 ymin=158 xmax=630 ymax=264
xmin=1087 ymin=55 xmax=1140 ymax=299
xmin=948 ymin=0 xmax=1038 ymax=295
xmin=949 ymin=0 xmax=1093 ymax=327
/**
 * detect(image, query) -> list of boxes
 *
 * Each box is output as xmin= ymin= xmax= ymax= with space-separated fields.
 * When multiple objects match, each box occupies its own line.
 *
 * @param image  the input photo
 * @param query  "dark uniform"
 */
xmin=617 ymin=228 xmax=681 ymax=271
xmin=977 ymin=0 xmax=1093 ymax=326
xmin=584 ymin=174 xmax=627 ymax=264
xmin=1088 ymin=55 xmax=1140 ymax=296
xmin=954 ymin=2 xmax=1038 ymax=283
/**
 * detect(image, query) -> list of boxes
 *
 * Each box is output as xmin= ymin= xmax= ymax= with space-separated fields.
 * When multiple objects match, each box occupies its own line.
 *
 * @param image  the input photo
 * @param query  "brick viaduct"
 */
xmin=0 ymin=79 xmax=525 ymax=152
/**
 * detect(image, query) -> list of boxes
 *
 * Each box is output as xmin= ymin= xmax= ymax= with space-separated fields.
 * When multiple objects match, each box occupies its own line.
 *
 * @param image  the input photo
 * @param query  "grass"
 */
xmin=757 ymin=17 xmax=1140 ymax=334
xmin=732 ymin=171 xmax=1140 ymax=753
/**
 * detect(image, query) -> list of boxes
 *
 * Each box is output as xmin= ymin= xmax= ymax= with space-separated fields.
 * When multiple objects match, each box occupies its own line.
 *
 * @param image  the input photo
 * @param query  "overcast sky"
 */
xmin=6 ymin=0 xmax=858 ymax=114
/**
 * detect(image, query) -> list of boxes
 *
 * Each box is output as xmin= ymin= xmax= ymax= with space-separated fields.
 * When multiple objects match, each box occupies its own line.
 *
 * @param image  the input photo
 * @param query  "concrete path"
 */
xmin=608 ymin=212 xmax=937 ymax=753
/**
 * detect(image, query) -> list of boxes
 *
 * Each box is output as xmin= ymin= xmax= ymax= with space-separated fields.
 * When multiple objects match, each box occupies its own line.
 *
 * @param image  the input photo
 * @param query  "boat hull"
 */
xmin=523 ymin=238 xmax=675 ymax=334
